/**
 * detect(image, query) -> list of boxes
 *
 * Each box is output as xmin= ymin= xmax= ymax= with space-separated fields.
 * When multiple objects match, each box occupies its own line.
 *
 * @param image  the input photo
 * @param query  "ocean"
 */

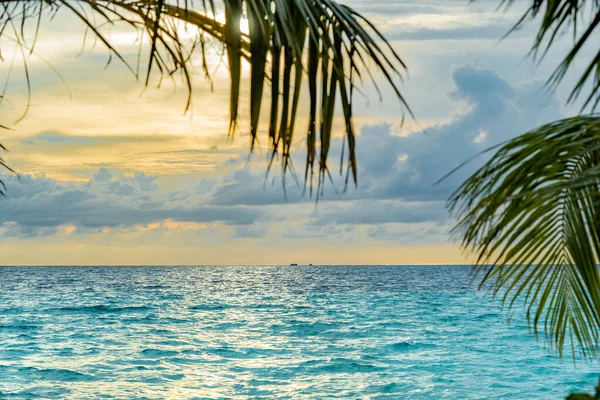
xmin=0 ymin=265 xmax=596 ymax=399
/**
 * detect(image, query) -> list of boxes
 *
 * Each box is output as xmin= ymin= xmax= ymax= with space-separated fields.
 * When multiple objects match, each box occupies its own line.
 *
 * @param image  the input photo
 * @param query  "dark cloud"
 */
xmin=1 ymin=65 xmax=564 ymax=243
xmin=209 ymin=166 xmax=303 ymax=206
xmin=366 ymin=224 xmax=450 ymax=244
xmin=0 ymin=170 xmax=261 ymax=236
xmin=194 ymin=65 xmax=562 ymax=242
xmin=310 ymin=200 xmax=448 ymax=226
xmin=352 ymin=66 xmax=561 ymax=202
xmin=208 ymin=65 xmax=561 ymax=206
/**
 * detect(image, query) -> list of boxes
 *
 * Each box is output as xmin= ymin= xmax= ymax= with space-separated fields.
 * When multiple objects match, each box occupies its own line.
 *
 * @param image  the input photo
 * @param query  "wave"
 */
xmin=389 ymin=341 xmax=437 ymax=351
xmin=0 ymin=324 xmax=41 ymax=332
xmin=188 ymin=304 xmax=229 ymax=311
xmin=53 ymin=305 xmax=150 ymax=314
xmin=301 ymin=358 xmax=384 ymax=374
xmin=15 ymin=366 xmax=96 ymax=382
xmin=140 ymin=348 xmax=180 ymax=357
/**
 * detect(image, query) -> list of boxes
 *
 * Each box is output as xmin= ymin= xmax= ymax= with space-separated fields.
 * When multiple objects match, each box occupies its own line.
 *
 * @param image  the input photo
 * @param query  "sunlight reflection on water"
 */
xmin=0 ymin=266 xmax=596 ymax=399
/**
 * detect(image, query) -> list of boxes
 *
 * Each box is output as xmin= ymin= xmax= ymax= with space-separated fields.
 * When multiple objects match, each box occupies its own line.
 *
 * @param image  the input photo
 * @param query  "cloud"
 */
xmin=366 ymin=223 xmax=451 ymax=244
xmin=342 ymin=0 xmax=530 ymax=42
xmin=0 ymin=64 xmax=564 ymax=247
xmin=231 ymin=224 xmax=268 ymax=239
xmin=280 ymin=223 xmax=355 ymax=240
xmin=208 ymin=64 xmax=562 ymax=207
xmin=208 ymin=165 xmax=304 ymax=206
xmin=342 ymin=66 xmax=561 ymax=204
xmin=310 ymin=200 xmax=448 ymax=226
xmin=385 ymin=24 xmax=516 ymax=41
xmin=182 ymin=64 xmax=561 ymax=243
xmin=0 ymin=170 xmax=261 ymax=237
xmin=21 ymin=132 xmax=118 ymax=146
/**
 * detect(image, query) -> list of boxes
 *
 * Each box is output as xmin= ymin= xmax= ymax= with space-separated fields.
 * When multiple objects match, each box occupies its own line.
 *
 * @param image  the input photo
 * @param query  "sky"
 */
xmin=0 ymin=0 xmax=586 ymax=265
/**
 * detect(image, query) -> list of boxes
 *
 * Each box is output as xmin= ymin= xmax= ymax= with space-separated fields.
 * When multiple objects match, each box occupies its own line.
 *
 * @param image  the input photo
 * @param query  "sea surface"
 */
xmin=0 ymin=266 xmax=597 ymax=399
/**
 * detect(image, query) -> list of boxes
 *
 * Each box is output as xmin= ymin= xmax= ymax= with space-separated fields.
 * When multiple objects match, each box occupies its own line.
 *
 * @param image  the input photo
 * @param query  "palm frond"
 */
xmin=495 ymin=0 xmax=600 ymax=110
xmin=0 ymin=0 xmax=412 ymax=195
xmin=0 ymin=141 xmax=15 ymax=196
xmin=448 ymin=115 xmax=600 ymax=359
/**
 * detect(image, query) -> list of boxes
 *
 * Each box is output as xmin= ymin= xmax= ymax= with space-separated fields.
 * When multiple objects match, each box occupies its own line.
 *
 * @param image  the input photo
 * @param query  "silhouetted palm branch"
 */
xmin=499 ymin=0 xmax=600 ymax=110
xmin=449 ymin=115 xmax=600 ymax=358
xmin=449 ymin=2 xmax=600 ymax=393
xmin=448 ymin=1 xmax=600 ymax=363
xmin=0 ymin=0 xmax=411 ymax=195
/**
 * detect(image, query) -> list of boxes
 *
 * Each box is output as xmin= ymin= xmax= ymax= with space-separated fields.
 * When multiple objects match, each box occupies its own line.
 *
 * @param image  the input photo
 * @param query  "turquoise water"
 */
xmin=0 ymin=266 xmax=597 ymax=399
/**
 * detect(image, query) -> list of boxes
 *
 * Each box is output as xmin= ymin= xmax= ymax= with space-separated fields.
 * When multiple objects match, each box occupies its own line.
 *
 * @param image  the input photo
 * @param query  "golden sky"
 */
xmin=0 ymin=0 xmax=572 ymax=265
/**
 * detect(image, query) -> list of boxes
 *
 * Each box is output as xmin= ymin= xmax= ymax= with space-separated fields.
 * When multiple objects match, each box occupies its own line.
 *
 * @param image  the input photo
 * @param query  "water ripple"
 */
xmin=0 ymin=265 xmax=596 ymax=399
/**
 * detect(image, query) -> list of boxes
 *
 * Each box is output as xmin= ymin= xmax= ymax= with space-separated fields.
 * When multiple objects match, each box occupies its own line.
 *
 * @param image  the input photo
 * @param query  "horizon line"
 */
xmin=0 ymin=264 xmax=481 ymax=267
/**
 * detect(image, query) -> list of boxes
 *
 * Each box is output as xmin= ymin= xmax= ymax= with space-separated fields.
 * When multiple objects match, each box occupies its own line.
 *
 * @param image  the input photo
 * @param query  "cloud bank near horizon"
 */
xmin=1 ymin=65 xmax=562 ymax=254
xmin=1 ymin=0 xmax=583 ymax=263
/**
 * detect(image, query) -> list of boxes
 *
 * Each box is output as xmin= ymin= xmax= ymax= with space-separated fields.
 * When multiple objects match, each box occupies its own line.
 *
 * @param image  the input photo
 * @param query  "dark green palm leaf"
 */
xmin=495 ymin=0 xmax=600 ymax=110
xmin=0 ymin=0 xmax=412 ymax=195
xmin=448 ymin=115 xmax=600 ymax=358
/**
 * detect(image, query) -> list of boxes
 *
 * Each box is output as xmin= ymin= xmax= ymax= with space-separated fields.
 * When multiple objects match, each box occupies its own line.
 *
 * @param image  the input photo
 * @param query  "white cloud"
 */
xmin=0 ymin=63 xmax=564 ymax=247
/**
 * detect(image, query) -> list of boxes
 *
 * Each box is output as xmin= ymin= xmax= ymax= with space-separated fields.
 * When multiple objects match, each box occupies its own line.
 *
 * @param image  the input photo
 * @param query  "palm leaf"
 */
xmin=0 ymin=0 xmax=412 ymax=195
xmin=448 ymin=115 xmax=600 ymax=359
xmin=495 ymin=0 xmax=600 ymax=110
xmin=0 ymin=138 xmax=15 ymax=196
